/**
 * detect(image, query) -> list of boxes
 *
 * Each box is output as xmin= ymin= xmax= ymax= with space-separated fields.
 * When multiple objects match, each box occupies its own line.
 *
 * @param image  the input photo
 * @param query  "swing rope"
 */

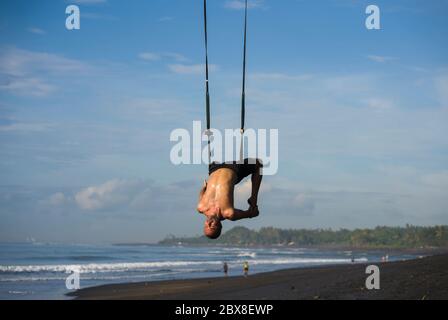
xmin=241 ymin=0 xmax=248 ymax=133
xmin=240 ymin=0 xmax=248 ymax=162
xmin=203 ymin=0 xmax=212 ymax=164
xmin=203 ymin=0 xmax=248 ymax=164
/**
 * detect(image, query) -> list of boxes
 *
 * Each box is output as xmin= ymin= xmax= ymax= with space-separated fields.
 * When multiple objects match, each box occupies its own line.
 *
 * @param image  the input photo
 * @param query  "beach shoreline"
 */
xmin=69 ymin=253 xmax=448 ymax=300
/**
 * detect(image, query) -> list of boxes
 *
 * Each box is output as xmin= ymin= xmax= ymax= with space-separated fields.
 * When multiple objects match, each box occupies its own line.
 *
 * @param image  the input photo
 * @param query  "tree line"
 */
xmin=159 ymin=225 xmax=448 ymax=248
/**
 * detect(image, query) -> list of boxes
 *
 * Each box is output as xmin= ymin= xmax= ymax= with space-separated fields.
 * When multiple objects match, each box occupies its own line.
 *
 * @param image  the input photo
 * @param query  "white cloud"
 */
xmin=224 ymin=0 xmax=265 ymax=10
xmin=362 ymin=97 xmax=395 ymax=110
xmin=138 ymin=52 xmax=188 ymax=62
xmin=73 ymin=179 xmax=196 ymax=216
xmin=421 ymin=171 xmax=448 ymax=189
xmin=435 ymin=73 xmax=448 ymax=107
xmin=37 ymin=192 xmax=70 ymax=210
xmin=234 ymin=180 xmax=272 ymax=208
xmin=75 ymin=179 xmax=141 ymax=210
xmin=235 ymin=180 xmax=252 ymax=200
xmin=138 ymin=52 xmax=161 ymax=61
xmin=377 ymin=165 xmax=418 ymax=178
xmin=0 ymin=47 xmax=88 ymax=76
xmin=322 ymin=74 xmax=374 ymax=95
xmin=47 ymin=193 xmax=67 ymax=206
xmin=168 ymin=64 xmax=217 ymax=75
xmin=0 ymin=121 xmax=52 ymax=132
xmin=163 ymin=52 xmax=188 ymax=62
xmin=367 ymin=55 xmax=397 ymax=63
xmin=28 ymin=27 xmax=46 ymax=35
xmin=0 ymin=77 xmax=55 ymax=97
xmin=292 ymin=193 xmax=315 ymax=215
xmin=0 ymin=47 xmax=88 ymax=96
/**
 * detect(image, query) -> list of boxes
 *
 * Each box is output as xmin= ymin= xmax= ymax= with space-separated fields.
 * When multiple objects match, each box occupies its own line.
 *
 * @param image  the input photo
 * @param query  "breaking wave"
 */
xmin=0 ymin=257 xmax=367 ymax=275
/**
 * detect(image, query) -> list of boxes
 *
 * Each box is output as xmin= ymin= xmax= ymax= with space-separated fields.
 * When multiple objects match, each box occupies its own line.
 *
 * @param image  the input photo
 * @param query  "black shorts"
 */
xmin=209 ymin=158 xmax=262 ymax=185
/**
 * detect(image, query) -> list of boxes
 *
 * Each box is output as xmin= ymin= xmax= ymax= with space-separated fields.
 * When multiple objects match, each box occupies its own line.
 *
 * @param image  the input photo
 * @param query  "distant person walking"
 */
xmin=223 ymin=262 xmax=228 ymax=276
xmin=243 ymin=261 xmax=249 ymax=277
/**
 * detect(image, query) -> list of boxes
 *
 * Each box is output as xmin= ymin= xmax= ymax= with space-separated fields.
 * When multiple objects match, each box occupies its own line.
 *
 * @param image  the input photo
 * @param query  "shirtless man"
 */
xmin=197 ymin=158 xmax=263 ymax=239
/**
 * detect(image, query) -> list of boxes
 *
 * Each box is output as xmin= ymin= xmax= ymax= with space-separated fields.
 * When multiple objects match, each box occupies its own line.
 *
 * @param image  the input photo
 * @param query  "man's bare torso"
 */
xmin=197 ymin=168 xmax=236 ymax=220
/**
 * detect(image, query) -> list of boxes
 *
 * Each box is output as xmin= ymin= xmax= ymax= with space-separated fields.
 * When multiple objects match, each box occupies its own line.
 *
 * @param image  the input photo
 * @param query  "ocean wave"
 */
xmin=8 ymin=290 xmax=33 ymax=295
xmin=0 ymin=271 xmax=183 ymax=283
xmin=0 ymin=267 xmax=231 ymax=282
xmin=0 ymin=261 xmax=222 ymax=274
xmin=28 ymin=255 xmax=117 ymax=262
xmin=265 ymin=250 xmax=305 ymax=256
xmin=0 ymin=257 xmax=368 ymax=275
xmin=237 ymin=252 xmax=257 ymax=258
xmin=245 ymin=257 xmax=368 ymax=265
xmin=2 ymin=276 xmax=68 ymax=282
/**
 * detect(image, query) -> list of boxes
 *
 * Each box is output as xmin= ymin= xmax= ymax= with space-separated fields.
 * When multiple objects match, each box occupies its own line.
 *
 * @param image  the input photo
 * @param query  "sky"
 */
xmin=0 ymin=0 xmax=447 ymax=243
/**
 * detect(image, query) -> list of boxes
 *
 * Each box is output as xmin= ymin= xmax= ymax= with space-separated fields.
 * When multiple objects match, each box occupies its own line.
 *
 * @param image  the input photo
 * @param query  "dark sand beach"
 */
xmin=70 ymin=254 xmax=448 ymax=300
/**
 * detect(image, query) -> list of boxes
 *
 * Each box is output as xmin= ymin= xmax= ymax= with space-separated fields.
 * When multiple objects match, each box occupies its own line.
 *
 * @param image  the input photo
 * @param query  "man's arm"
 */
xmin=223 ymin=207 xmax=258 ymax=221
xmin=197 ymin=180 xmax=207 ymax=213
xmin=199 ymin=180 xmax=207 ymax=199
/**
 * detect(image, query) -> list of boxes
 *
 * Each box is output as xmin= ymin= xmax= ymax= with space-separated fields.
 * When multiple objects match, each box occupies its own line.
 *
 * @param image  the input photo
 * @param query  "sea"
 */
xmin=0 ymin=242 xmax=420 ymax=300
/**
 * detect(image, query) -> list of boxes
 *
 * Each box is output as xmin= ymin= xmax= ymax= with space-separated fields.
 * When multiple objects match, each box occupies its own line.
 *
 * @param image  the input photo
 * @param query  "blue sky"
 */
xmin=0 ymin=0 xmax=447 ymax=243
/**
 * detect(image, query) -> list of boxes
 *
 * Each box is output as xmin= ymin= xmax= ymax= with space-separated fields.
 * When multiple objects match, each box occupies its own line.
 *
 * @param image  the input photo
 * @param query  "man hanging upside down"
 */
xmin=197 ymin=158 xmax=263 ymax=239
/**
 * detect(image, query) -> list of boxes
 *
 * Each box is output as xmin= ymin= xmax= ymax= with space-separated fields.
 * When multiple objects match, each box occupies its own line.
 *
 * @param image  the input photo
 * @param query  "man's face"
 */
xmin=204 ymin=216 xmax=222 ymax=239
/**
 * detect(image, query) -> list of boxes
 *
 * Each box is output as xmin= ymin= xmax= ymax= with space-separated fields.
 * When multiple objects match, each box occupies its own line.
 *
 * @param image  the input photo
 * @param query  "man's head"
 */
xmin=204 ymin=215 xmax=222 ymax=239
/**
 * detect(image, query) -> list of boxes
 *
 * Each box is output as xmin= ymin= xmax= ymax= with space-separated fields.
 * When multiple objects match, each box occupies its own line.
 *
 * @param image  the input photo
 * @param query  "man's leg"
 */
xmin=248 ymin=160 xmax=263 ymax=207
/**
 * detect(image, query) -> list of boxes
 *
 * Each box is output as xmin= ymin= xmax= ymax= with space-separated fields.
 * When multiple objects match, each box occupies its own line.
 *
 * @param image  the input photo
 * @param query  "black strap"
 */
xmin=204 ymin=0 xmax=211 ymax=131
xmin=203 ymin=0 xmax=248 ymax=136
xmin=241 ymin=0 xmax=248 ymax=132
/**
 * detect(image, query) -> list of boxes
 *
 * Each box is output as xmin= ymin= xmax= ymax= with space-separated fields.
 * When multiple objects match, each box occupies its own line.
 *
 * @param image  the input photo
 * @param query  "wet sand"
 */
xmin=70 ymin=254 xmax=448 ymax=300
